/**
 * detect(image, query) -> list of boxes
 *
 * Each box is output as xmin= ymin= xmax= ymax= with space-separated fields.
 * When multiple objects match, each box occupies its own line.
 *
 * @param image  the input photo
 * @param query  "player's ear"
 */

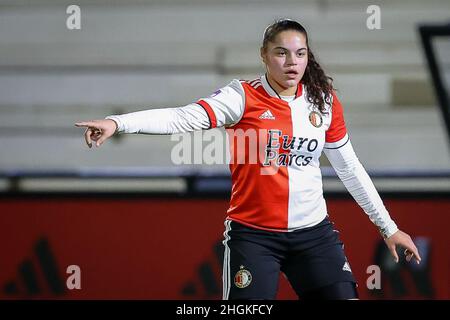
xmin=260 ymin=47 xmax=267 ymax=64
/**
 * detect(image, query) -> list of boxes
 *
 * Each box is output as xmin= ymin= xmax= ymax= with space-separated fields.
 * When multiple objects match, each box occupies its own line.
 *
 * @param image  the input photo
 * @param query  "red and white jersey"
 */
xmin=107 ymin=74 xmax=398 ymax=237
xmin=197 ymin=75 xmax=348 ymax=232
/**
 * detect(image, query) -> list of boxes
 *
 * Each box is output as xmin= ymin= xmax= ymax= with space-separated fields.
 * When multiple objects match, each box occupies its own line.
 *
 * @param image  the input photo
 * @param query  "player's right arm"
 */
xmin=74 ymin=79 xmax=245 ymax=148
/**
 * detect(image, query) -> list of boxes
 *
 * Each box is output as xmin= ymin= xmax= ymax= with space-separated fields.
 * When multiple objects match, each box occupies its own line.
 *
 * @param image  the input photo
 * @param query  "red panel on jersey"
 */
xmin=295 ymin=82 xmax=303 ymax=98
xmin=226 ymin=81 xmax=293 ymax=231
xmin=197 ymin=99 xmax=217 ymax=129
xmin=325 ymin=92 xmax=347 ymax=143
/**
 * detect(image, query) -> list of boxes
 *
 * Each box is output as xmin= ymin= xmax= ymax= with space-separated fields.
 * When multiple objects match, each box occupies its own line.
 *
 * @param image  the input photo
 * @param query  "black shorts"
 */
xmin=222 ymin=216 xmax=358 ymax=300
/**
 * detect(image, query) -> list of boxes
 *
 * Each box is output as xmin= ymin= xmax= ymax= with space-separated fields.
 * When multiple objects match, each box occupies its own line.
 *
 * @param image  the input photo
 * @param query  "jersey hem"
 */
xmin=226 ymin=214 xmax=328 ymax=233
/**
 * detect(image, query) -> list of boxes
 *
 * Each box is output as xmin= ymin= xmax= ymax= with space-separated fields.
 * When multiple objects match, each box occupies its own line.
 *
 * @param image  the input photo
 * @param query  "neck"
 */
xmin=266 ymin=73 xmax=297 ymax=96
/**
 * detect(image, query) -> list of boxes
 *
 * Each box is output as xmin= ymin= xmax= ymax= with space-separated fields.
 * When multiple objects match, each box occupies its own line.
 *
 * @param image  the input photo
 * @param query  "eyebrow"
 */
xmin=273 ymin=46 xmax=307 ymax=51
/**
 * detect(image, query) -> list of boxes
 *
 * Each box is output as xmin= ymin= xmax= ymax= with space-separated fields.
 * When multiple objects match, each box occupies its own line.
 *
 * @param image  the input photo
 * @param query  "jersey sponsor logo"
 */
xmin=258 ymin=110 xmax=276 ymax=120
xmin=234 ymin=265 xmax=252 ymax=288
xmin=309 ymin=111 xmax=323 ymax=128
xmin=263 ymin=129 xmax=318 ymax=167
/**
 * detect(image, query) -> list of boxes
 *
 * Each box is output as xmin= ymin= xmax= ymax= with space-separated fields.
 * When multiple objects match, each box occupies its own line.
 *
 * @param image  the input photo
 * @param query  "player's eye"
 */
xmin=277 ymin=51 xmax=286 ymax=56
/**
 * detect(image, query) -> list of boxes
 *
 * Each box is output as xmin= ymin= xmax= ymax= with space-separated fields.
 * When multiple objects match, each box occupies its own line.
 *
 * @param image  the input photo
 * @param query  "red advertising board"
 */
xmin=0 ymin=196 xmax=448 ymax=299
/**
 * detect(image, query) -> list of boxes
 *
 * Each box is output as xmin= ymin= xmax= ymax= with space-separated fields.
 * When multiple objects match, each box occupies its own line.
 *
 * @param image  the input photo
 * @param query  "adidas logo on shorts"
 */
xmin=342 ymin=261 xmax=352 ymax=272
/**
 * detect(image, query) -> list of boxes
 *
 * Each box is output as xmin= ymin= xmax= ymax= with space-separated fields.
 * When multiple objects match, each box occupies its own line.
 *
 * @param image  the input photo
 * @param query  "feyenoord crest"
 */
xmin=234 ymin=265 xmax=252 ymax=288
xmin=309 ymin=111 xmax=323 ymax=128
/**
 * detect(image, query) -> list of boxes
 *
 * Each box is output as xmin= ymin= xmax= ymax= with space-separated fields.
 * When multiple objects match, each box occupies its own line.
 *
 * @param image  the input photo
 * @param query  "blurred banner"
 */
xmin=1 ymin=195 xmax=448 ymax=300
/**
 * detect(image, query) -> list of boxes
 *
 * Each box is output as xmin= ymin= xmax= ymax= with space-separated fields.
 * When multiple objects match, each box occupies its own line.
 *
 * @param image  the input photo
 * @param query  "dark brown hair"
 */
xmin=262 ymin=19 xmax=333 ymax=113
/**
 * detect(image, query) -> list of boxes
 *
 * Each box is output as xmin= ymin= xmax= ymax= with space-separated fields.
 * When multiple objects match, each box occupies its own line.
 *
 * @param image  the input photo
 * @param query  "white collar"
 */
xmin=260 ymin=74 xmax=303 ymax=100
xmin=261 ymin=74 xmax=279 ymax=98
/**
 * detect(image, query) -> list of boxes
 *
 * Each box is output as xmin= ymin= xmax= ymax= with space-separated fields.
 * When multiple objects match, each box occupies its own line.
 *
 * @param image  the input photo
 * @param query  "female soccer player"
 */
xmin=75 ymin=19 xmax=421 ymax=300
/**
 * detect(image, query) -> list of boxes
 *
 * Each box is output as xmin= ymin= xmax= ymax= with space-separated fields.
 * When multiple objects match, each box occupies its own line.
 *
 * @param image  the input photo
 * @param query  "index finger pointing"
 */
xmin=75 ymin=121 xmax=96 ymax=128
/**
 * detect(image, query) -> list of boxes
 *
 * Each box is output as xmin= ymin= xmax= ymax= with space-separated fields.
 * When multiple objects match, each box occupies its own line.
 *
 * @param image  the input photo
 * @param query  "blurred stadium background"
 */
xmin=0 ymin=0 xmax=449 ymax=299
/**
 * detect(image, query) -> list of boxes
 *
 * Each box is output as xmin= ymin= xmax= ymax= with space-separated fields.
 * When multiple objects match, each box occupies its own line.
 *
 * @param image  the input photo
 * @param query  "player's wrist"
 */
xmin=105 ymin=116 xmax=121 ymax=134
xmin=380 ymin=223 xmax=399 ymax=239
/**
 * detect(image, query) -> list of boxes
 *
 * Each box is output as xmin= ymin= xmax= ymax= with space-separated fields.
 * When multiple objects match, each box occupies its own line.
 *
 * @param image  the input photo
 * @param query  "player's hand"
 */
xmin=384 ymin=230 xmax=421 ymax=264
xmin=74 ymin=119 xmax=117 ymax=148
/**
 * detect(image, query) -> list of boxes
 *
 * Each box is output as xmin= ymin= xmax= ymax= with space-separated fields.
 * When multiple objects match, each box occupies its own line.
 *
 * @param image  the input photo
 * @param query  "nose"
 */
xmin=285 ymin=52 xmax=298 ymax=66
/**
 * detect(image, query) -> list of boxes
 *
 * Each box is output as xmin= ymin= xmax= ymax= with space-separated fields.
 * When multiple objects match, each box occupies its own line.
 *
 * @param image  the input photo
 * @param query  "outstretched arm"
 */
xmin=75 ymin=104 xmax=210 ymax=148
xmin=75 ymin=79 xmax=245 ymax=148
xmin=324 ymin=137 xmax=421 ymax=264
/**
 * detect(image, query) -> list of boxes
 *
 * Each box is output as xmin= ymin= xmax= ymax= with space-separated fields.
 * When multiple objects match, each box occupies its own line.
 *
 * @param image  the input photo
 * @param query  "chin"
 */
xmin=284 ymin=79 xmax=300 ymax=87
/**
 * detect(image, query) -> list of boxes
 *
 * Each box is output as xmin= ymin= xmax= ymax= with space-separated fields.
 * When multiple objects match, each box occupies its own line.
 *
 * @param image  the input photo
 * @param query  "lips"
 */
xmin=285 ymin=70 xmax=298 ymax=78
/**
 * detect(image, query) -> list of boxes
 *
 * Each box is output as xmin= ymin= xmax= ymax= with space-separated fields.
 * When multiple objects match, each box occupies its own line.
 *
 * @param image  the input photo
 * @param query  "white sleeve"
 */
xmin=324 ymin=135 xmax=399 ymax=238
xmin=197 ymin=79 xmax=245 ymax=128
xmin=105 ymin=103 xmax=210 ymax=135
xmin=105 ymin=79 xmax=245 ymax=134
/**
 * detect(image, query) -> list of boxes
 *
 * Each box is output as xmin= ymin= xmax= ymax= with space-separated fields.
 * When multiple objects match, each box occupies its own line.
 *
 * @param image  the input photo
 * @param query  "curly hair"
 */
xmin=262 ymin=19 xmax=334 ymax=113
